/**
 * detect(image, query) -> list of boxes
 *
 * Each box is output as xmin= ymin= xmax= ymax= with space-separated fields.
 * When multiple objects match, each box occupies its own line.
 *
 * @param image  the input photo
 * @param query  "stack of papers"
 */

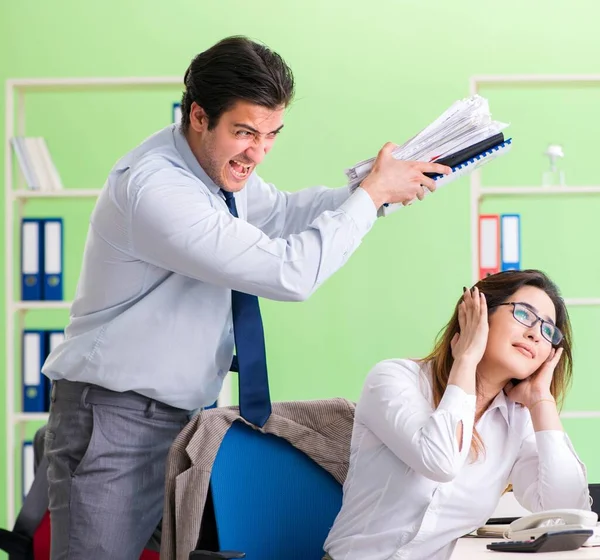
xmin=346 ymin=94 xmax=512 ymax=216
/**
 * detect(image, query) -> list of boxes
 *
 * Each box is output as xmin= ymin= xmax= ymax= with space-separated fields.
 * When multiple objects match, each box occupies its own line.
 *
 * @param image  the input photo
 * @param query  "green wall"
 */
xmin=2 ymin=0 xmax=600 ymax=539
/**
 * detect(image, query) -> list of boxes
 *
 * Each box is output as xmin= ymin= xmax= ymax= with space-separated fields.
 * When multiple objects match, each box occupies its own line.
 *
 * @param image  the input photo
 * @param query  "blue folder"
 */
xmin=21 ymin=218 xmax=43 ymax=300
xmin=22 ymin=441 xmax=34 ymax=500
xmin=42 ymin=218 xmax=63 ymax=300
xmin=500 ymin=213 xmax=521 ymax=271
xmin=173 ymin=102 xmax=182 ymax=124
xmin=22 ymin=330 xmax=48 ymax=412
xmin=45 ymin=330 xmax=65 ymax=409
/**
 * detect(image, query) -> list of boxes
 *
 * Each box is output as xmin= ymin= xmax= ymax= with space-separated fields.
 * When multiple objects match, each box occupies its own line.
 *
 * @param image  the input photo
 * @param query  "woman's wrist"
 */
xmin=527 ymin=395 xmax=556 ymax=411
xmin=452 ymin=355 xmax=480 ymax=371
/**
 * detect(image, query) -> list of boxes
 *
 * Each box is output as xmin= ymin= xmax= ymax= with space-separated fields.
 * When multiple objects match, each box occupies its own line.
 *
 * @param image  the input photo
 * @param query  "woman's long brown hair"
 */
xmin=422 ymin=270 xmax=573 ymax=460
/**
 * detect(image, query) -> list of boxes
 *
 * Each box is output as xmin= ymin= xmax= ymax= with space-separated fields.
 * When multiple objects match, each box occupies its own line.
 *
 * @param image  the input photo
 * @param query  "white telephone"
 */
xmin=507 ymin=509 xmax=598 ymax=541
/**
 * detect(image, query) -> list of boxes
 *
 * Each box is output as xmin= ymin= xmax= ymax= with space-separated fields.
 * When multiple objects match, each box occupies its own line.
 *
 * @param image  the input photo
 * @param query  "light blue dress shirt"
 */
xmin=42 ymin=125 xmax=377 ymax=409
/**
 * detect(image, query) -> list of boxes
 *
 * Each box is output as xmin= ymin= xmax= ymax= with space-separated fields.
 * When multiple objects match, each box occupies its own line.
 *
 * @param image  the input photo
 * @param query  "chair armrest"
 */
xmin=0 ymin=527 xmax=33 ymax=558
xmin=189 ymin=551 xmax=246 ymax=559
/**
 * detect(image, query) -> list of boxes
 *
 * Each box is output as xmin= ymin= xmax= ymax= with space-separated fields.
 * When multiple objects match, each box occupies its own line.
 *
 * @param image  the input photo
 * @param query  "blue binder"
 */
xmin=21 ymin=218 xmax=43 ymax=300
xmin=380 ymin=138 xmax=513 ymax=216
xmin=500 ymin=213 xmax=521 ymax=271
xmin=45 ymin=329 xmax=65 ymax=409
xmin=22 ymin=441 xmax=35 ymax=500
xmin=22 ymin=330 xmax=47 ymax=412
xmin=46 ymin=329 xmax=65 ymax=353
xmin=42 ymin=218 xmax=63 ymax=300
xmin=173 ymin=102 xmax=182 ymax=124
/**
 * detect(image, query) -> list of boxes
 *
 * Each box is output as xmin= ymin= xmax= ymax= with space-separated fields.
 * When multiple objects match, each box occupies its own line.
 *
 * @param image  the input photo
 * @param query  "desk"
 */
xmin=452 ymin=537 xmax=600 ymax=559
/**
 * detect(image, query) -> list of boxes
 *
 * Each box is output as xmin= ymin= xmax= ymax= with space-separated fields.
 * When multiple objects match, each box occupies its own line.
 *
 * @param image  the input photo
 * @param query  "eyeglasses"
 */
xmin=494 ymin=302 xmax=563 ymax=346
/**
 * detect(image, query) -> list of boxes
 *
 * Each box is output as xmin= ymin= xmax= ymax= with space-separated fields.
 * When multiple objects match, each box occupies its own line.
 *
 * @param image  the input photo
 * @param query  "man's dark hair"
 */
xmin=180 ymin=36 xmax=294 ymax=132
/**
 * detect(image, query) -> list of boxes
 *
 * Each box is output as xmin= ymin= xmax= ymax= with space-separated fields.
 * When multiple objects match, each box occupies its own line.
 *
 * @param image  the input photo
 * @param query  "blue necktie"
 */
xmin=221 ymin=189 xmax=272 ymax=427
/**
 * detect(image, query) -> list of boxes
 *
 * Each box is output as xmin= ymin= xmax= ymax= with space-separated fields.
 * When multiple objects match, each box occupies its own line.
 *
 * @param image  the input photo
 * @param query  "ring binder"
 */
xmin=22 ymin=330 xmax=47 ymax=413
xmin=479 ymin=214 xmax=500 ymax=279
xmin=42 ymin=218 xmax=63 ymax=300
xmin=21 ymin=218 xmax=43 ymax=301
xmin=500 ymin=213 xmax=521 ymax=271
xmin=379 ymin=138 xmax=513 ymax=216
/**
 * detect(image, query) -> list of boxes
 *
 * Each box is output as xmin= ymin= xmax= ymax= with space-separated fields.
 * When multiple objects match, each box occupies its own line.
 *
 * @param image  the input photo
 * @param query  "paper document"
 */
xmin=346 ymin=94 xmax=511 ymax=216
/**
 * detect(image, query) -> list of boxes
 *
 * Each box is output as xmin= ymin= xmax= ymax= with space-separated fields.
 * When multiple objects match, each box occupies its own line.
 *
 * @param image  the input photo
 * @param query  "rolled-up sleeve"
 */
xmin=355 ymin=360 xmax=477 ymax=483
xmin=510 ymin=427 xmax=590 ymax=512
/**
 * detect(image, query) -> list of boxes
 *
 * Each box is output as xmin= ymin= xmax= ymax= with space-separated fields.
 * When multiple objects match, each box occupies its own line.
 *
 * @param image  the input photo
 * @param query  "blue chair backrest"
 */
xmin=210 ymin=421 xmax=343 ymax=559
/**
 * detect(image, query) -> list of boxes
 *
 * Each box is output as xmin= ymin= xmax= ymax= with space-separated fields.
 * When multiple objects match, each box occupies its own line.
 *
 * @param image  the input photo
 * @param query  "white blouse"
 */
xmin=324 ymin=359 xmax=590 ymax=560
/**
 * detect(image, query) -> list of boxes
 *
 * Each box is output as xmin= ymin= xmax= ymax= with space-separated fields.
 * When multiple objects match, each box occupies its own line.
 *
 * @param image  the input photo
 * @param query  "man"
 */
xmin=41 ymin=35 xmax=450 ymax=559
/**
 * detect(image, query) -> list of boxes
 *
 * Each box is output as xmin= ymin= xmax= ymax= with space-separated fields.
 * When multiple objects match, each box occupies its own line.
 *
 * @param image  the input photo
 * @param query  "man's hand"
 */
xmin=360 ymin=142 xmax=451 ymax=209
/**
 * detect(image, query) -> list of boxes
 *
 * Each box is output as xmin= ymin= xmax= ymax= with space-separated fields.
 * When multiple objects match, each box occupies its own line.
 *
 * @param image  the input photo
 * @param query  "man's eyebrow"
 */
xmin=233 ymin=123 xmax=284 ymax=135
xmin=520 ymin=301 xmax=555 ymax=325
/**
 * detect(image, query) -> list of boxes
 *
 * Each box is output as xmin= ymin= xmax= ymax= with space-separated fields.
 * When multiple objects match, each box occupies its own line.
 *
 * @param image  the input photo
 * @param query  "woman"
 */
xmin=323 ymin=269 xmax=590 ymax=560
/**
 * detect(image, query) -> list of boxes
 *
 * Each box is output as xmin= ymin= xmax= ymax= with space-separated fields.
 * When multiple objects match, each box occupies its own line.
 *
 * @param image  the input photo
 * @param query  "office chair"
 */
xmin=189 ymin=420 xmax=344 ymax=560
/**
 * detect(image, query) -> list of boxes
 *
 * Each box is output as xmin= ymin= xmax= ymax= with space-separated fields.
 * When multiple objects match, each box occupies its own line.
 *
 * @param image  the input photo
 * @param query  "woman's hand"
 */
xmin=450 ymin=286 xmax=489 ymax=366
xmin=504 ymin=347 xmax=563 ymax=409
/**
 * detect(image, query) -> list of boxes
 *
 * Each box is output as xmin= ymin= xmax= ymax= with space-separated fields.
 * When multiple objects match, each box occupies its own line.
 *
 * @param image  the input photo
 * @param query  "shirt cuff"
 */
xmin=340 ymin=187 xmax=377 ymax=234
xmin=333 ymin=185 xmax=352 ymax=208
xmin=535 ymin=430 xmax=573 ymax=459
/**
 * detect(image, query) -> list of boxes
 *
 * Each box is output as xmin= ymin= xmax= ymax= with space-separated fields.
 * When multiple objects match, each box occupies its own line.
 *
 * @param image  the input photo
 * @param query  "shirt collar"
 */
xmin=483 ymin=388 xmax=511 ymax=426
xmin=172 ymin=124 xmax=221 ymax=195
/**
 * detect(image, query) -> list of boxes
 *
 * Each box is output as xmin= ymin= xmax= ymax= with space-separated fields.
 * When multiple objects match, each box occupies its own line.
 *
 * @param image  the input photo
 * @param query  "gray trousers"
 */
xmin=44 ymin=379 xmax=192 ymax=560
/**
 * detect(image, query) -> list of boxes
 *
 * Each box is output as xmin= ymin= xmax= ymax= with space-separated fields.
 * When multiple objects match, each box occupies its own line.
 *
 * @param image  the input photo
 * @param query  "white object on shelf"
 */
xmin=542 ymin=143 xmax=566 ymax=187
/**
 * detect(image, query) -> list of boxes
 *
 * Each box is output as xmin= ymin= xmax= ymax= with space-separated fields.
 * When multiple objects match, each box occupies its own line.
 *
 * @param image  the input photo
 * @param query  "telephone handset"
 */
xmin=507 ymin=509 xmax=598 ymax=541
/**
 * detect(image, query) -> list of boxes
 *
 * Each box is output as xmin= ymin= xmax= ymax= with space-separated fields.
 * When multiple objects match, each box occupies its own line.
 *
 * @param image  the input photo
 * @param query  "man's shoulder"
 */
xmin=110 ymin=126 xmax=199 ymax=189
xmin=107 ymin=125 xmax=176 ymax=172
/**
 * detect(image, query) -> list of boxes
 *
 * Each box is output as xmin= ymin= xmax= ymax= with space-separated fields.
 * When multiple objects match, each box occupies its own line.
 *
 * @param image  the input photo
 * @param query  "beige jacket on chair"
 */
xmin=160 ymin=398 xmax=355 ymax=560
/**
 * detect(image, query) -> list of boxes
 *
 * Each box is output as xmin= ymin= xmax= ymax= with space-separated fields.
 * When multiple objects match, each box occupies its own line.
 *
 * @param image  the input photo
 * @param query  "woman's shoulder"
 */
xmin=368 ymin=358 xmax=423 ymax=374
xmin=365 ymin=358 xmax=433 ymax=393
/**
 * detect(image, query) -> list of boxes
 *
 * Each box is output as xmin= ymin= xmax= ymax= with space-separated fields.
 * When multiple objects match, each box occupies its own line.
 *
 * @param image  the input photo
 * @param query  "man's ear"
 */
xmin=189 ymin=102 xmax=209 ymax=132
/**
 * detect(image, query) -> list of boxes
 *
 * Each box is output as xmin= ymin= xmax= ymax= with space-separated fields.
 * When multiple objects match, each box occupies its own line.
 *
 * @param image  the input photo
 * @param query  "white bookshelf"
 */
xmin=468 ymin=75 xmax=600 ymax=430
xmin=4 ymin=76 xmax=181 ymax=527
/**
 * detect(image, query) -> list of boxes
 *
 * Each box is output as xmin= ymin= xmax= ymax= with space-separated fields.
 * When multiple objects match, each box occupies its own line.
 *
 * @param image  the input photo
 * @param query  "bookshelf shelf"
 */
xmin=480 ymin=186 xmax=600 ymax=197
xmin=12 ymin=189 xmax=103 ymax=199
xmin=14 ymin=413 xmax=50 ymax=423
xmin=564 ymin=298 xmax=600 ymax=307
xmin=13 ymin=301 xmax=73 ymax=312
xmin=8 ymin=76 xmax=182 ymax=91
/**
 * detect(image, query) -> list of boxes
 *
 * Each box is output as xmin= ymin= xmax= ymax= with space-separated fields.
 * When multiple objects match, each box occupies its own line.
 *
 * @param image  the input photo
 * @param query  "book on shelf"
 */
xmin=10 ymin=136 xmax=64 ymax=191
